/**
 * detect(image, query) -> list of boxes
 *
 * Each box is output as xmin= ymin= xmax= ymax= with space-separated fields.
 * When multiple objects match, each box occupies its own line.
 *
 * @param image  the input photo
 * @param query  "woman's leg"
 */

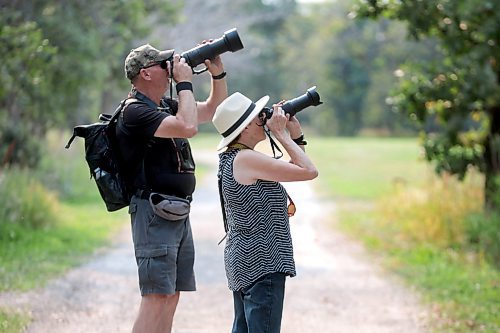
xmin=242 ymin=272 xmax=286 ymax=333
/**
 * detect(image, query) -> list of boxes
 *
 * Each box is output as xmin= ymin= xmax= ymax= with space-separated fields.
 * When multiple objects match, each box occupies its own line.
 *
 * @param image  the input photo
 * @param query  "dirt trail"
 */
xmin=0 ymin=151 xmax=428 ymax=333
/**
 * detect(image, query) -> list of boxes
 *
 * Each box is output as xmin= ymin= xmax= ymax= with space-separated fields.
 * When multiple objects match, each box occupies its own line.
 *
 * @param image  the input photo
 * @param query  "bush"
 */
xmin=0 ymin=122 xmax=43 ymax=169
xmin=464 ymin=212 xmax=500 ymax=267
xmin=375 ymin=171 xmax=500 ymax=267
xmin=0 ymin=167 xmax=59 ymax=229
xmin=377 ymin=172 xmax=483 ymax=248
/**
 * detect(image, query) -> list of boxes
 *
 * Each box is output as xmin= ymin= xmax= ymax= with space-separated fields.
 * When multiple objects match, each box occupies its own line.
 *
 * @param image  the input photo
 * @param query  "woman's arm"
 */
xmin=234 ymin=105 xmax=318 ymax=185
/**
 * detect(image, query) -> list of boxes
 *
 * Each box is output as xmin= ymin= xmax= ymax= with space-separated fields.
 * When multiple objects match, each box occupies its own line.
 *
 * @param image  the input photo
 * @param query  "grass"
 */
xmin=0 ymin=203 xmax=127 ymax=292
xmin=2 ymin=133 xmax=498 ymax=332
xmin=0 ymin=309 xmax=28 ymax=333
xmin=305 ymin=136 xmax=499 ymax=332
xmin=393 ymin=246 xmax=499 ymax=332
xmin=0 ymin=132 xmax=220 ymax=332
xmin=0 ymin=132 xmax=130 ymax=291
xmin=0 ymin=132 xmax=129 ymax=331
xmin=306 ymin=136 xmax=431 ymax=199
xmin=190 ymin=134 xmax=431 ymax=200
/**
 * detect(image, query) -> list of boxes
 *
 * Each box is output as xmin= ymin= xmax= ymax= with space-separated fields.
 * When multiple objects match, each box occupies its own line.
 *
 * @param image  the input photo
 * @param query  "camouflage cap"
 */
xmin=124 ymin=44 xmax=174 ymax=80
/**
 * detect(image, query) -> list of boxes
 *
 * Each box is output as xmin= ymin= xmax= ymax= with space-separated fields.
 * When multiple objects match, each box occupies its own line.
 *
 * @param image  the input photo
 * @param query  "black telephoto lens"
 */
xmin=181 ymin=28 xmax=244 ymax=68
xmin=260 ymin=87 xmax=322 ymax=121
xmin=281 ymin=86 xmax=322 ymax=117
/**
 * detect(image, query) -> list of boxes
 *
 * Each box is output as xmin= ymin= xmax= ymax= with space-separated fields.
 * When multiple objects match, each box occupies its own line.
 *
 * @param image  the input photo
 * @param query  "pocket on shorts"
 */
xmin=128 ymin=202 xmax=137 ymax=218
xmin=136 ymin=246 xmax=178 ymax=289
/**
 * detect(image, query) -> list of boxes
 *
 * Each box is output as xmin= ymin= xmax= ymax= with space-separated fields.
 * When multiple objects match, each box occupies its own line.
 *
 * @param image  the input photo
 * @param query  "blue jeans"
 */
xmin=232 ymin=272 xmax=286 ymax=333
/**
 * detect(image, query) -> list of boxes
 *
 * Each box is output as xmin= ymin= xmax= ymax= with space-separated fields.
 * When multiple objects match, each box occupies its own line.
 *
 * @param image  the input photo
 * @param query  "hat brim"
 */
xmin=216 ymin=95 xmax=270 ymax=150
xmin=157 ymin=49 xmax=174 ymax=61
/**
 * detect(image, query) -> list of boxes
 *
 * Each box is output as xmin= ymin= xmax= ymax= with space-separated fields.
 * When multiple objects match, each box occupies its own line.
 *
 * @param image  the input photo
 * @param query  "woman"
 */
xmin=212 ymin=92 xmax=318 ymax=333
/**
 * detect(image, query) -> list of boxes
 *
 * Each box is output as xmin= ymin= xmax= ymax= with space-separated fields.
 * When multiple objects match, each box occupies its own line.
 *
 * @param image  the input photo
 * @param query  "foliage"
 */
xmin=0 ymin=202 xmax=126 ymax=292
xmin=464 ymin=206 xmax=500 ymax=266
xmin=0 ymin=0 xmax=181 ymax=168
xmin=335 ymin=170 xmax=499 ymax=332
xmin=0 ymin=13 xmax=57 ymax=126
xmin=0 ymin=167 xmax=59 ymax=229
xmin=307 ymin=135 xmax=499 ymax=332
xmin=353 ymin=0 xmax=500 ymax=208
xmin=0 ymin=122 xmax=42 ymax=169
xmin=396 ymin=246 xmax=499 ymax=333
xmin=376 ymin=173 xmax=484 ymax=248
xmin=269 ymin=0 xmax=433 ymax=136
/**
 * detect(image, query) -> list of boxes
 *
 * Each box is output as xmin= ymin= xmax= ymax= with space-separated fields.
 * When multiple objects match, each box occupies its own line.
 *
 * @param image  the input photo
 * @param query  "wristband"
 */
xmin=212 ymin=71 xmax=227 ymax=80
xmin=176 ymin=81 xmax=193 ymax=94
xmin=292 ymin=133 xmax=307 ymax=146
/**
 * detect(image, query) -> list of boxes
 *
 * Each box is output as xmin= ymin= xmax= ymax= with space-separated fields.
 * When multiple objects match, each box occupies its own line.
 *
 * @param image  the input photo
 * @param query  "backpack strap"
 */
xmin=65 ymin=131 xmax=78 ymax=149
xmin=65 ymin=98 xmax=138 ymax=149
xmin=109 ymin=98 xmax=138 ymax=125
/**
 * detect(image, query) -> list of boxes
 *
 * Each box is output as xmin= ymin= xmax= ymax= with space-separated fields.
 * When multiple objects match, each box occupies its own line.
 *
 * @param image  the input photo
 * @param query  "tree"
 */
xmin=0 ymin=0 xmax=179 ymax=168
xmin=276 ymin=0 xmax=428 ymax=136
xmin=353 ymin=0 xmax=500 ymax=210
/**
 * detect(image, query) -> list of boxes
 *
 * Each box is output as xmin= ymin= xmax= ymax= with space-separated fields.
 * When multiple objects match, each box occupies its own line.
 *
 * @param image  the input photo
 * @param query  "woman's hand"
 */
xmin=266 ymin=102 xmax=289 ymax=139
xmin=286 ymin=115 xmax=303 ymax=140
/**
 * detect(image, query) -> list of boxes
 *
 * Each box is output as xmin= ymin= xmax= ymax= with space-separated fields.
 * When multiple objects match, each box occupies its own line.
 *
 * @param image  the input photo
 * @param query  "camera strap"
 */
xmin=169 ymin=70 xmax=174 ymax=99
xmin=264 ymin=127 xmax=283 ymax=159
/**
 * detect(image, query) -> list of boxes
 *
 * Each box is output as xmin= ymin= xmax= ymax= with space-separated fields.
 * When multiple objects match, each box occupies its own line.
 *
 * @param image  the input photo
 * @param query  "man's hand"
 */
xmin=205 ymin=55 xmax=224 ymax=77
xmin=172 ymin=54 xmax=193 ymax=83
xmin=199 ymin=39 xmax=224 ymax=77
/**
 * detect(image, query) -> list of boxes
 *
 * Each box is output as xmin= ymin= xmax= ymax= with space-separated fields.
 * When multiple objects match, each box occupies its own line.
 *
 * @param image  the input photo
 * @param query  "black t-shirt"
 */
xmin=115 ymin=92 xmax=196 ymax=198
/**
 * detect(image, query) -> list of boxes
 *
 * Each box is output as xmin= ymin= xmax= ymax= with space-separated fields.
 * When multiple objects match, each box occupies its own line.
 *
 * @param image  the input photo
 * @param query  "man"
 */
xmin=117 ymin=43 xmax=227 ymax=333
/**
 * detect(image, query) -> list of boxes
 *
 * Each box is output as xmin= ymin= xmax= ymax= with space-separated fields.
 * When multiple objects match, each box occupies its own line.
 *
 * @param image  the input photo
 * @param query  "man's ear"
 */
xmin=139 ymin=68 xmax=152 ymax=81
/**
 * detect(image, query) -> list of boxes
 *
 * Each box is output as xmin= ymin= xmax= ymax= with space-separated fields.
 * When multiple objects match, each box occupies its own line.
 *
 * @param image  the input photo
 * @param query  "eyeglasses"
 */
xmin=143 ymin=60 xmax=169 ymax=70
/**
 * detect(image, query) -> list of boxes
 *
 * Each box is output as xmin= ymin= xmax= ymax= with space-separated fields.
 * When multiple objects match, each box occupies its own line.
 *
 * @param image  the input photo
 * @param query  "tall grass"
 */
xmin=307 ymin=136 xmax=499 ymax=333
xmin=0 ymin=130 xmax=128 ymax=332
xmin=377 ymin=173 xmax=484 ymax=248
xmin=0 ymin=168 xmax=60 ymax=229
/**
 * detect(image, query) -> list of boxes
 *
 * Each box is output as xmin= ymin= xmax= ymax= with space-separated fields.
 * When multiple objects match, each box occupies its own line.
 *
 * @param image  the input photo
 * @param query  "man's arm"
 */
xmin=154 ymin=55 xmax=198 ymax=138
xmin=196 ymin=55 xmax=228 ymax=124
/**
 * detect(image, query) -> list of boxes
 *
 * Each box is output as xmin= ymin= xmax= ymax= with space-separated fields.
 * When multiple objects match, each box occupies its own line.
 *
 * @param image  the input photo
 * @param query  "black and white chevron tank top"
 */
xmin=218 ymin=148 xmax=296 ymax=291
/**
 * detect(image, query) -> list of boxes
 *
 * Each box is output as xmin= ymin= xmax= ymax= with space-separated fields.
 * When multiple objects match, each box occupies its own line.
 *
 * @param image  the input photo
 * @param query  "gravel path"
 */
xmin=0 ymin=152 xmax=429 ymax=333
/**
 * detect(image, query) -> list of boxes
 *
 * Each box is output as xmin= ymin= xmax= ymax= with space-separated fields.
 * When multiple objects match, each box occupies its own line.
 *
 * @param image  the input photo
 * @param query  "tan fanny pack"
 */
xmin=149 ymin=192 xmax=191 ymax=221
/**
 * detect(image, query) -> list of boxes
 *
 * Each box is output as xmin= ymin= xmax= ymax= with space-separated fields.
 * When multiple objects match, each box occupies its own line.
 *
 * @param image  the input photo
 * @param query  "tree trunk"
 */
xmin=484 ymin=105 xmax=500 ymax=211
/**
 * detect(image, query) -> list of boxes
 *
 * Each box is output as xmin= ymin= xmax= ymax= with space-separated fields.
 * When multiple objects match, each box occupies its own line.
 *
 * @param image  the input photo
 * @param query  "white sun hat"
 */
xmin=212 ymin=92 xmax=269 ymax=150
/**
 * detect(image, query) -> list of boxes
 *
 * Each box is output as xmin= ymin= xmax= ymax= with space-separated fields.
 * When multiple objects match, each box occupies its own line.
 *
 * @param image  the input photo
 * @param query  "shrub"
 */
xmin=0 ymin=167 xmax=59 ymax=229
xmin=377 ymin=172 xmax=483 ymax=249
xmin=464 ymin=212 xmax=500 ymax=267
xmin=0 ymin=122 xmax=43 ymax=169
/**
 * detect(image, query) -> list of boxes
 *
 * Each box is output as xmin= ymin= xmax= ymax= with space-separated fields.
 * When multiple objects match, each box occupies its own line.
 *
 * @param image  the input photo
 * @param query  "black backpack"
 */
xmin=65 ymin=99 xmax=136 ymax=212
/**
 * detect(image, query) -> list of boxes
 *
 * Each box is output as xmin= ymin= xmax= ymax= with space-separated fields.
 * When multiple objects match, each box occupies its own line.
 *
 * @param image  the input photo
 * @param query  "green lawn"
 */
xmin=191 ymin=134 xmax=431 ymax=200
xmin=306 ymin=136 xmax=431 ymax=199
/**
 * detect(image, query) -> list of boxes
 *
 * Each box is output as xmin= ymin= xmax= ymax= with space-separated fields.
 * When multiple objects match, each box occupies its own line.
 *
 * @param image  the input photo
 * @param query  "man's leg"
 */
xmin=132 ymin=292 xmax=180 ymax=333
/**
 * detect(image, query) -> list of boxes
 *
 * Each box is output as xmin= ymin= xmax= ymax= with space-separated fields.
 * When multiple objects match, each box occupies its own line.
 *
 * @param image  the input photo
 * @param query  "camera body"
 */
xmin=260 ymin=86 xmax=322 ymax=120
xmin=180 ymin=28 xmax=243 ymax=72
